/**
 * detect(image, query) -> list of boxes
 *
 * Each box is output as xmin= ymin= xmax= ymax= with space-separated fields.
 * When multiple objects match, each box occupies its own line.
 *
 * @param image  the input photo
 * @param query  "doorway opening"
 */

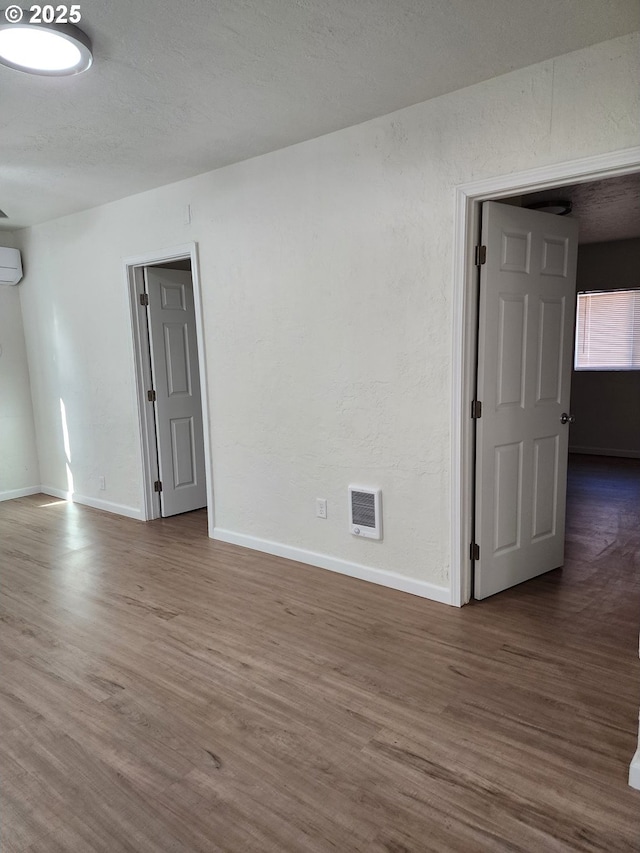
xmin=451 ymin=147 xmax=640 ymax=607
xmin=125 ymin=242 xmax=214 ymax=536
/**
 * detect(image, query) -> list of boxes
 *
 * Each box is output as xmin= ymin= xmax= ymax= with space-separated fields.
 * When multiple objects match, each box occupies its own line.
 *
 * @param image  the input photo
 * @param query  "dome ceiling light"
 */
xmin=0 ymin=12 xmax=92 ymax=75
xmin=526 ymin=199 xmax=573 ymax=216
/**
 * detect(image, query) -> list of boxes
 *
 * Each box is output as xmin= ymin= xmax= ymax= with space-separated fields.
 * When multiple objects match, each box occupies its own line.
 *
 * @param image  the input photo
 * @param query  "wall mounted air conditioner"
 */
xmin=0 ymin=248 xmax=23 ymax=285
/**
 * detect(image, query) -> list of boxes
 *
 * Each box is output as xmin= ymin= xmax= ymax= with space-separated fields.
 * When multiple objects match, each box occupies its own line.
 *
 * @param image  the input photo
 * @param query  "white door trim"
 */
xmin=450 ymin=145 xmax=640 ymax=607
xmin=128 ymin=263 xmax=159 ymax=520
xmin=124 ymin=242 xmax=215 ymax=536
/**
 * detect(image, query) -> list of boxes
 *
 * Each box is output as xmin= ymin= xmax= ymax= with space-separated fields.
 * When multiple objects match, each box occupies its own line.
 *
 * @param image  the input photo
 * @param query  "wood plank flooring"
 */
xmin=1 ymin=455 xmax=639 ymax=852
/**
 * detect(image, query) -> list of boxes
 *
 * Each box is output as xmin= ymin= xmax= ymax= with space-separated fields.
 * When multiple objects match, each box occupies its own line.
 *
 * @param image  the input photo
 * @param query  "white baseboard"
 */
xmin=0 ymin=485 xmax=41 ymax=502
xmin=213 ymin=527 xmax=452 ymax=606
xmin=569 ymin=446 xmax=640 ymax=459
xmin=629 ymin=748 xmax=640 ymax=790
xmin=40 ymin=486 xmax=143 ymax=520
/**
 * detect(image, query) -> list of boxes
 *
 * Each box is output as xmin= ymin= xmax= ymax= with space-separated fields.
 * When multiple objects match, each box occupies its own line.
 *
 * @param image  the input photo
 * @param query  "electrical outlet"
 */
xmin=316 ymin=498 xmax=327 ymax=519
xmin=99 ymin=476 xmax=106 ymax=491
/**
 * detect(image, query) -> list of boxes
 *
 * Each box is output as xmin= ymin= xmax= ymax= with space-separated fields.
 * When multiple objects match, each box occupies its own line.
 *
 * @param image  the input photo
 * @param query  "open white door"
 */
xmin=474 ymin=201 xmax=578 ymax=599
xmin=145 ymin=268 xmax=207 ymax=517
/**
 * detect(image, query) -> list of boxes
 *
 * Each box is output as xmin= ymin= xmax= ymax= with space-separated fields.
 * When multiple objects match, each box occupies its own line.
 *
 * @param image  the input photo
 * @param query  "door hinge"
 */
xmin=147 ymin=389 xmax=156 ymax=402
xmin=470 ymin=542 xmax=480 ymax=561
xmin=139 ymin=292 xmax=149 ymax=306
xmin=471 ymin=399 xmax=482 ymax=419
xmin=154 ymin=480 xmax=163 ymax=493
xmin=475 ymin=245 xmax=487 ymax=266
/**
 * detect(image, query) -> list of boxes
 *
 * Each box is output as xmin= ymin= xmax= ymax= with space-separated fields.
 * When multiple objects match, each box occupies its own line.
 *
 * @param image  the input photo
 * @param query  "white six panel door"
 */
xmin=474 ymin=202 xmax=578 ymax=599
xmin=145 ymin=268 xmax=207 ymax=517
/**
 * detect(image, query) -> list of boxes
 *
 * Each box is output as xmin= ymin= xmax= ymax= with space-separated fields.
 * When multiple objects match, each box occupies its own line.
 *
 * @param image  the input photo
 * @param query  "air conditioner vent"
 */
xmin=349 ymin=486 xmax=382 ymax=540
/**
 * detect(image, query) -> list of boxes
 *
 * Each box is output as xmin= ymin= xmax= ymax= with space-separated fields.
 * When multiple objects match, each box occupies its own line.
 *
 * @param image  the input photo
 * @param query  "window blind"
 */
xmin=574 ymin=289 xmax=640 ymax=371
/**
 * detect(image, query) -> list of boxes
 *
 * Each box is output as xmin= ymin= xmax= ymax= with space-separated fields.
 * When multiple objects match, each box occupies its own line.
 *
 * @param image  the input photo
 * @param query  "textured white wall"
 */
xmin=570 ymin=238 xmax=640 ymax=457
xmin=16 ymin=33 xmax=640 ymax=593
xmin=0 ymin=231 xmax=40 ymax=497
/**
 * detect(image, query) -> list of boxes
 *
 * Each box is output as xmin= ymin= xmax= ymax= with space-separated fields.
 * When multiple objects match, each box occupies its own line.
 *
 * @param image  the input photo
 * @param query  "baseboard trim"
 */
xmin=0 ymin=485 xmax=41 ymax=502
xmin=569 ymin=447 xmax=640 ymax=459
xmin=629 ymin=748 xmax=640 ymax=790
xmin=213 ymin=527 xmax=452 ymax=605
xmin=40 ymin=486 xmax=143 ymax=521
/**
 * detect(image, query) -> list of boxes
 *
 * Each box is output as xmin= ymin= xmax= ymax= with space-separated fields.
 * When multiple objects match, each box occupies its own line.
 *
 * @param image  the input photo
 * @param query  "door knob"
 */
xmin=560 ymin=413 xmax=575 ymax=424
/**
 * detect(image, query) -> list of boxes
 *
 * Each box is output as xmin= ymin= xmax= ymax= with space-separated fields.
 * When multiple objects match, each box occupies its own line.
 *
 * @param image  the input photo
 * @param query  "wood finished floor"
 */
xmin=1 ymin=455 xmax=639 ymax=852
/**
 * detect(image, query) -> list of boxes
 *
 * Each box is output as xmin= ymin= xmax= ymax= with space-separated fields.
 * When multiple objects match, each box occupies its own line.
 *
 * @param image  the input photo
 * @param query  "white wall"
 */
xmin=0 ymin=231 xmax=40 ymax=499
xmin=16 ymin=33 xmax=640 ymax=600
xmin=569 ymin=238 xmax=640 ymax=458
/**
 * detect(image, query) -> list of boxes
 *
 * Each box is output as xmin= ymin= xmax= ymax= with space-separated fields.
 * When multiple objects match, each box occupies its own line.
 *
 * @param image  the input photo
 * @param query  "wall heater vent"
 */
xmin=349 ymin=486 xmax=382 ymax=540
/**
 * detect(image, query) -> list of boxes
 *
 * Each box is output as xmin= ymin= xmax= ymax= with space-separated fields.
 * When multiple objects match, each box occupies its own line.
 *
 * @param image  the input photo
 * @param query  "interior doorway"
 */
xmin=125 ymin=242 xmax=214 ymax=533
xmin=451 ymin=147 xmax=640 ymax=607
xmin=472 ymin=176 xmax=640 ymax=600
xmin=145 ymin=263 xmax=207 ymax=517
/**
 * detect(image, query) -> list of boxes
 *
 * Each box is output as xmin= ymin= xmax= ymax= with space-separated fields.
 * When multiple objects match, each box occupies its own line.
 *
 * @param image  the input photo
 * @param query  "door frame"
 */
xmin=451 ymin=145 xmax=640 ymax=607
xmin=124 ymin=242 xmax=214 ymax=534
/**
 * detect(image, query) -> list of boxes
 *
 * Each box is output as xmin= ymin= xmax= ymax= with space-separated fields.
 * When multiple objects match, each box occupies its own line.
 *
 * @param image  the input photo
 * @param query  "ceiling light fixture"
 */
xmin=0 ymin=17 xmax=92 ymax=75
xmin=526 ymin=199 xmax=573 ymax=216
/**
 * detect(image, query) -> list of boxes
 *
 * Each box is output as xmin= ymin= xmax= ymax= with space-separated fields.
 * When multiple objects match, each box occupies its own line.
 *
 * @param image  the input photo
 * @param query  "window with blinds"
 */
xmin=574 ymin=289 xmax=640 ymax=371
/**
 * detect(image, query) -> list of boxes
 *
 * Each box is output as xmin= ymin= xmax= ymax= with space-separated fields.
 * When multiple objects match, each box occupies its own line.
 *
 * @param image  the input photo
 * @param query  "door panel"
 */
xmin=164 ymin=323 xmax=191 ymax=395
xmin=497 ymin=294 xmax=526 ymax=407
xmin=474 ymin=201 xmax=578 ymax=599
xmin=146 ymin=268 xmax=207 ymax=517
xmin=532 ymin=435 xmax=558 ymax=540
xmin=171 ymin=417 xmax=197 ymax=487
xmin=537 ymin=298 xmax=564 ymax=403
xmin=494 ymin=441 xmax=522 ymax=553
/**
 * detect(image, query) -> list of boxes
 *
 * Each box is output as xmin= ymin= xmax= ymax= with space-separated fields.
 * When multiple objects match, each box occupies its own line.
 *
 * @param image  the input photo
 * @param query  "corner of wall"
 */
xmin=0 ymin=239 xmax=41 ymax=494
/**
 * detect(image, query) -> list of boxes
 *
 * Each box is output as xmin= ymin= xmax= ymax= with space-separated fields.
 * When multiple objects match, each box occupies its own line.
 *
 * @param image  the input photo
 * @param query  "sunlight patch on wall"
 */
xmin=60 ymin=398 xmax=74 ymax=495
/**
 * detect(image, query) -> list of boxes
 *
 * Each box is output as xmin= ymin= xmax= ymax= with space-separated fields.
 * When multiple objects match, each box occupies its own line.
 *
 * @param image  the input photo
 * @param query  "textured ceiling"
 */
xmin=522 ymin=174 xmax=640 ymax=244
xmin=0 ymin=0 xmax=639 ymax=230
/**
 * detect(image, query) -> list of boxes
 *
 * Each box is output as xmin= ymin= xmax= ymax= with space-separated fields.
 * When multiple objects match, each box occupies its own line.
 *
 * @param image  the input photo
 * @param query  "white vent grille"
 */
xmin=349 ymin=486 xmax=382 ymax=540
